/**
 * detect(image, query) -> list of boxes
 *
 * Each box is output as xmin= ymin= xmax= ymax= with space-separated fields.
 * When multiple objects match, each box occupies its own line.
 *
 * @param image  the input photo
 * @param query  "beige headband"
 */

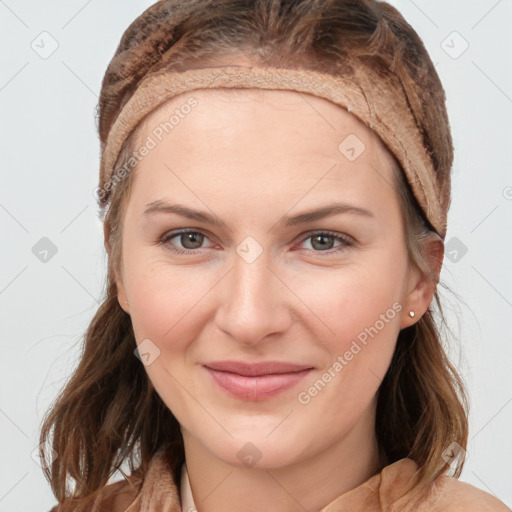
xmin=98 ymin=65 xmax=448 ymax=239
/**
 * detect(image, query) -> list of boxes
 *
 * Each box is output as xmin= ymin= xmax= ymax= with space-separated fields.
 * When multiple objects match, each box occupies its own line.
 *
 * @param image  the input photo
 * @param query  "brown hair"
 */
xmin=40 ymin=0 xmax=468 ymax=509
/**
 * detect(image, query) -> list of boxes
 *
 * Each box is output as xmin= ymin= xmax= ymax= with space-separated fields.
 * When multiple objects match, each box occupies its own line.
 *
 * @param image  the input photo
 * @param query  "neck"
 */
xmin=182 ymin=399 xmax=383 ymax=512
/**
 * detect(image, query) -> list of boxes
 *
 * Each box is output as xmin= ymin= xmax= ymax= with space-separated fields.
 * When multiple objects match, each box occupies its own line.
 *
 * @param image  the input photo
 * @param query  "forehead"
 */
xmin=134 ymin=87 xmax=396 ymax=163
xmin=127 ymin=88 xmax=401 ymax=218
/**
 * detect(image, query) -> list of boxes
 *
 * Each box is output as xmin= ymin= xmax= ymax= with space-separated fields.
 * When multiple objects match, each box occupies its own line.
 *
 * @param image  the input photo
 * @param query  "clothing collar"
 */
xmin=123 ymin=446 xmax=440 ymax=511
xmin=180 ymin=463 xmax=195 ymax=512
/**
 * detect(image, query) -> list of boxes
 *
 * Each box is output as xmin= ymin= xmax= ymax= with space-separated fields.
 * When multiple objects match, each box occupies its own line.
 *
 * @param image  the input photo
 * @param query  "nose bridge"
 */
xmin=214 ymin=247 xmax=291 ymax=344
xmin=232 ymin=253 xmax=272 ymax=311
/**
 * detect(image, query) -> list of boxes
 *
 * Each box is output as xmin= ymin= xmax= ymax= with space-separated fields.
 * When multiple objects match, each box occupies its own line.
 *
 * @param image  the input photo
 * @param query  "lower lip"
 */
xmin=205 ymin=367 xmax=313 ymax=401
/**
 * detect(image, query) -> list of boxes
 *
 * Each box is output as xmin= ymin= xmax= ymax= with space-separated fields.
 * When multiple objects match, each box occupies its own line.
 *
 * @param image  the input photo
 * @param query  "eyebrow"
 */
xmin=143 ymin=199 xmax=374 ymax=230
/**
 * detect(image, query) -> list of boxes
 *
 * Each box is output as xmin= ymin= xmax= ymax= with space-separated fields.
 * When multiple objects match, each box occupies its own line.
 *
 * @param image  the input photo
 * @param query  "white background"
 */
xmin=1 ymin=0 xmax=511 ymax=510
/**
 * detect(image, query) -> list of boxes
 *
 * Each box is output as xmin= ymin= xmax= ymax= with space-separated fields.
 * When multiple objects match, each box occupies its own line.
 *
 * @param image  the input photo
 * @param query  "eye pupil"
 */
xmin=181 ymin=232 xmax=203 ymax=249
xmin=311 ymin=234 xmax=334 ymax=251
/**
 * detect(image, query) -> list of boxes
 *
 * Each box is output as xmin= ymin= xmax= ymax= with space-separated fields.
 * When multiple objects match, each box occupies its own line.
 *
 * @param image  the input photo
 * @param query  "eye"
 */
xmin=159 ymin=230 xmax=214 ymax=254
xmin=298 ymin=231 xmax=353 ymax=254
xmin=158 ymin=229 xmax=353 ymax=256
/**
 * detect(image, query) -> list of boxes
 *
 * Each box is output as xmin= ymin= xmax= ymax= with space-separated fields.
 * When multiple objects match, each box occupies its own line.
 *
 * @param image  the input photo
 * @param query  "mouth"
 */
xmin=203 ymin=360 xmax=314 ymax=401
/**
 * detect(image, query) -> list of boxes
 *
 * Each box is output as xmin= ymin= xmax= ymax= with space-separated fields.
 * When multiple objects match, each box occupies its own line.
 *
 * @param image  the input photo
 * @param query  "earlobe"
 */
xmin=401 ymin=233 xmax=444 ymax=329
xmin=115 ymin=271 xmax=130 ymax=314
xmin=117 ymin=281 xmax=130 ymax=314
xmin=400 ymin=274 xmax=433 ymax=329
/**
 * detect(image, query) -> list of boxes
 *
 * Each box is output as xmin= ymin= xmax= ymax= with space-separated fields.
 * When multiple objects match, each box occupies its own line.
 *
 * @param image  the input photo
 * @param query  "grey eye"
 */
xmin=179 ymin=232 xmax=204 ymax=249
xmin=309 ymin=234 xmax=336 ymax=251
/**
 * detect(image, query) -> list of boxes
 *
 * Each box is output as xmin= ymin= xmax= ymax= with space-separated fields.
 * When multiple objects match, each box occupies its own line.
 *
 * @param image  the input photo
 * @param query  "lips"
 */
xmin=204 ymin=360 xmax=314 ymax=401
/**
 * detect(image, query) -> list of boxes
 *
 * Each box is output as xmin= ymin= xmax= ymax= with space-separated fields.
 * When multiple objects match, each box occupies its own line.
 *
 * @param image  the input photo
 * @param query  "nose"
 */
xmin=214 ymin=250 xmax=294 ymax=346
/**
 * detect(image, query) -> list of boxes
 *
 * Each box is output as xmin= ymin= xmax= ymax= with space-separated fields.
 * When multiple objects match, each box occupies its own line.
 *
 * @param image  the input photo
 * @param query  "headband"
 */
xmin=98 ymin=65 xmax=449 ymax=239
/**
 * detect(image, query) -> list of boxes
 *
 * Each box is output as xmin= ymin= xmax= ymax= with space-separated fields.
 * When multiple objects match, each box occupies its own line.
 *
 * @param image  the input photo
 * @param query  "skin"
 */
xmin=113 ymin=87 xmax=442 ymax=512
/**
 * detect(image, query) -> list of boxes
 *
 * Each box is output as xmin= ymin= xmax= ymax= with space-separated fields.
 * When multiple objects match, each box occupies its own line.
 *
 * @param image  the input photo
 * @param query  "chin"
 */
xmin=217 ymin=438 xmax=303 ymax=469
xmin=189 ymin=418 xmax=316 ymax=470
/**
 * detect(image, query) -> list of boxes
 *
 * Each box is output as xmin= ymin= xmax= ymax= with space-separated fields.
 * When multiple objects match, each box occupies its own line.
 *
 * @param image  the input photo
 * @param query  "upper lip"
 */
xmin=204 ymin=360 xmax=313 ymax=377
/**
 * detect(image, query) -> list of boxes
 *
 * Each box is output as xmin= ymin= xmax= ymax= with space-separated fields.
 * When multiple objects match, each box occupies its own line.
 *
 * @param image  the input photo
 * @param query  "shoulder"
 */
xmin=49 ymin=446 xmax=178 ymax=512
xmin=379 ymin=459 xmax=509 ymax=511
xmin=432 ymin=474 xmax=510 ymax=511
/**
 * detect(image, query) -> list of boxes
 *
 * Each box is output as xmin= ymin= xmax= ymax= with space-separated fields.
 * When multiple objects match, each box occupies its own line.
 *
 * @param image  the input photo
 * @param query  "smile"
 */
xmin=204 ymin=361 xmax=314 ymax=401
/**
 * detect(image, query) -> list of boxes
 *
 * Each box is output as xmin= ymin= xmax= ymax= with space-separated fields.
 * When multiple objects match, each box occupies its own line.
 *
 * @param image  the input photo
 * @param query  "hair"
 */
xmin=40 ymin=0 xmax=468 ymax=509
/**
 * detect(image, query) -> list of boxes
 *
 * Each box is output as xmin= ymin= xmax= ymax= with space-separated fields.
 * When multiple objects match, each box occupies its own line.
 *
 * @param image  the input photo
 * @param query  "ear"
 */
xmin=104 ymin=223 xmax=130 ymax=315
xmin=400 ymin=233 xmax=444 ymax=329
xmin=116 ymin=272 xmax=130 ymax=315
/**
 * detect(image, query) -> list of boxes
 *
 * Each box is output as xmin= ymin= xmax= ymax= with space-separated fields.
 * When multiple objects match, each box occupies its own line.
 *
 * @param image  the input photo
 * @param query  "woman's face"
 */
xmin=115 ymin=88 xmax=431 ymax=469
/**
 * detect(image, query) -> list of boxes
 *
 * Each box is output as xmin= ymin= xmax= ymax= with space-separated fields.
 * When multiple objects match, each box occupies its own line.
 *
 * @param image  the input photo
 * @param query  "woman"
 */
xmin=40 ymin=0 xmax=509 ymax=510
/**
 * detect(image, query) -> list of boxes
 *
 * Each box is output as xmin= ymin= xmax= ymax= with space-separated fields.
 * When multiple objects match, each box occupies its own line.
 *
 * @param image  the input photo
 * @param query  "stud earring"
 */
xmin=124 ymin=301 xmax=129 ymax=305
xmin=408 ymin=310 xmax=415 ymax=318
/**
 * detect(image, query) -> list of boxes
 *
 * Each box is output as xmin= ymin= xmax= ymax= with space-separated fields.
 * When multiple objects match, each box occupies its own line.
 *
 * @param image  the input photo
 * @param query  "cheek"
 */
xmin=294 ymin=258 xmax=405 ymax=345
xmin=124 ymin=259 xmax=213 ymax=406
xmin=293 ymin=254 xmax=407 ymax=407
xmin=126 ymin=259 xmax=210 ymax=341
xmin=294 ymin=270 xmax=404 ymax=421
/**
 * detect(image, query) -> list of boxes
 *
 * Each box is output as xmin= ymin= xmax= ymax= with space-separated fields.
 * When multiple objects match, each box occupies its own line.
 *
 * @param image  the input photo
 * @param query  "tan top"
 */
xmin=55 ymin=445 xmax=508 ymax=511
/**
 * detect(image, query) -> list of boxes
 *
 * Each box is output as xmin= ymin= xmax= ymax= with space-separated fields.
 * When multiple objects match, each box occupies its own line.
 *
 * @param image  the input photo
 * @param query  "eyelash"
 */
xmin=158 ymin=229 xmax=353 ymax=256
